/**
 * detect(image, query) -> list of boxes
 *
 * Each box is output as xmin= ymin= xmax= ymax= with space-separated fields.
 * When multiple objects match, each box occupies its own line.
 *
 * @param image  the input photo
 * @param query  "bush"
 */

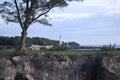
xmin=48 ymin=45 xmax=67 ymax=51
xmin=101 ymin=44 xmax=117 ymax=51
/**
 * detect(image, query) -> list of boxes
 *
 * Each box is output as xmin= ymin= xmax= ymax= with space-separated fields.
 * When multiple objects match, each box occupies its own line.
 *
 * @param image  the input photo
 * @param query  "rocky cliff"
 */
xmin=0 ymin=53 xmax=120 ymax=80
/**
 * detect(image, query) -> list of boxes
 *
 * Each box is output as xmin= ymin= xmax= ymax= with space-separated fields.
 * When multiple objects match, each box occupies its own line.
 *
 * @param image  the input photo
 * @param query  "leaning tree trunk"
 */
xmin=18 ymin=29 xmax=27 ymax=51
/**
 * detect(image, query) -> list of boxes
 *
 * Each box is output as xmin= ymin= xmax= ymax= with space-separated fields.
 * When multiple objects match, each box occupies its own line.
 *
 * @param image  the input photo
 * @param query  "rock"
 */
xmin=97 ymin=56 xmax=120 ymax=80
xmin=0 ymin=58 xmax=16 ymax=80
xmin=31 ymin=54 xmax=99 ymax=80
xmin=69 ymin=54 xmax=99 ymax=80
xmin=0 ymin=52 xmax=120 ymax=80
xmin=13 ymin=56 xmax=35 ymax=80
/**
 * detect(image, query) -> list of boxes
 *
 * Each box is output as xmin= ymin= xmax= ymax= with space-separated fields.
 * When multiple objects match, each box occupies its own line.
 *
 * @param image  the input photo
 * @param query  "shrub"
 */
xmin=101 ymin=44 xmax=117 ymax=51
xmin=48 ymin=45 xmax=67 ymax=51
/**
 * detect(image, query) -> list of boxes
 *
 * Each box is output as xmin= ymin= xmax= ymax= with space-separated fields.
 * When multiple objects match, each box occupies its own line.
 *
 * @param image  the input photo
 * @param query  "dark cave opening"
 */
xmin=14 ymin=73 xmax=29 ymax=80
xmin=0 ymin=78 xmax=5 ymax=80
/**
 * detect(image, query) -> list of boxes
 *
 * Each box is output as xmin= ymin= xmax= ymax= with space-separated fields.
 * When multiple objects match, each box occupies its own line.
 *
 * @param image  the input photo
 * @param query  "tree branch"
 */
xmin=30 ymin=3 xmax=56 ymax=23
xmin=14 ymin=0 xmax=23 ymax=29
xmin=34 ymin=8 xmax=52 ymax=20
xmin=30 ymin=0 xmax=62 ymax=23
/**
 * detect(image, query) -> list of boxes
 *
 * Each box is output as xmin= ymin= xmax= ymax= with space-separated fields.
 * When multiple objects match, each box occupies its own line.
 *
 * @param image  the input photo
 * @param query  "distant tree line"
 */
xmin=0 ymin=36 xmax=80 ymax=50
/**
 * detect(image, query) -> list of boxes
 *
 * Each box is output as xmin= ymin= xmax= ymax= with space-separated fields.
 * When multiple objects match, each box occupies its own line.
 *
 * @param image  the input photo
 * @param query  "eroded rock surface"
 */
xmin=97 ymin=56 xmax=120 ymax=80
xmin=0 ymin=58 xmax=16 ymax=80
xmin=0 ymin=53 xmax=120 ymax=80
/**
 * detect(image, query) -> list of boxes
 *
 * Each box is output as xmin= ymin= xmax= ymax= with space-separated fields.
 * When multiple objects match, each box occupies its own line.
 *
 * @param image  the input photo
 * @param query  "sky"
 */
xmin=0 ymin=0 xmax=120 ymax=45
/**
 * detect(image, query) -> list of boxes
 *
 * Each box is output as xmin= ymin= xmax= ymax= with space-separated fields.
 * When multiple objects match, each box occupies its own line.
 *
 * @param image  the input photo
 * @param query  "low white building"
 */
xmin=29 ymin=45 xmax=53 ymax=50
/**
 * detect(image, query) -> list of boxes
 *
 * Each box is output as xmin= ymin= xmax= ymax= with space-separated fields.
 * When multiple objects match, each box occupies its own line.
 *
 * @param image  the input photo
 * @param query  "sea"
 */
xmin=69 ymin=45 xmax=120 ymax=51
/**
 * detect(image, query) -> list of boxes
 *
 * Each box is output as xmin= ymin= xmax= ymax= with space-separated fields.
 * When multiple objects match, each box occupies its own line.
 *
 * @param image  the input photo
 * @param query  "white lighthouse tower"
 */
xmin=59 ymin=34 xmax=62 ymax=46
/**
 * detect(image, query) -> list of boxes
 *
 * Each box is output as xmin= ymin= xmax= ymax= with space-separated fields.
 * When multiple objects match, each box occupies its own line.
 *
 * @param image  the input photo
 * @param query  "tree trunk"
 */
xmin=18 ymin=30 xmax=27 ymax=51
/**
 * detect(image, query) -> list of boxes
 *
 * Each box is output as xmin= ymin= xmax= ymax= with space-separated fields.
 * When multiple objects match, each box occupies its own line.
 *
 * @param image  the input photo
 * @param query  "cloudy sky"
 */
xmin=0 ymin=0 xmax=120 ymax=45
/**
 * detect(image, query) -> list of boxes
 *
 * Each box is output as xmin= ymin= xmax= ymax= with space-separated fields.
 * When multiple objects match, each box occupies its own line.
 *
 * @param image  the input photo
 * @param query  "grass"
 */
xmin=44 ymin=50 xmax=100 ymax=56
xmin=0 ymin=49 xmax=40 ymax=58
xmin=0 ymin=49 xmax=120 ymax=58
xmin=106 ymin=50 xmax=120 ymax=56
xmin=45 ymin=50 xmax=120 ymax=55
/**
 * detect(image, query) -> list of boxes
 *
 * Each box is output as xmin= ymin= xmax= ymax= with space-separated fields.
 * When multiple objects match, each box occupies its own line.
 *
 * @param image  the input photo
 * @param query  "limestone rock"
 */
xmin=97 ymin=56 xmax=120 ymax=80
xmin=0 ymin=58 xmax=16 ymax=80
xmin=0 ymin=53 xmax=120 ymax=80
xmin=13 ymin=56 xmax=35 ymax=80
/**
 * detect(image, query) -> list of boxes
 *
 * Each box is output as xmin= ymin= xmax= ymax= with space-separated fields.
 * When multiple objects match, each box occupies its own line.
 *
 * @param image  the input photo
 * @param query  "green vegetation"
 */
xmin=44 ymin=50 xmax=99 ymax=56
xmin=106 ymin=50 xmax=120 ymax=56
xmin=0 ymin=50 xmax=39 ymax=58
xmin=48 ymin=45 xmax=67 ymax=51
xmin=67 ymin=42 xmax=80 ymax=49
xmin=0 ymin=36 xmax=80 ymax=50
xmin=43 ymin=50 xmax=120 ymax=59
xmin=101 ymin=44 xmax=117 ymax=51
xmin=0 ymin=36 xmax=59 ymax=48
xmin=0 ymin=49 xmax=120 ymax=58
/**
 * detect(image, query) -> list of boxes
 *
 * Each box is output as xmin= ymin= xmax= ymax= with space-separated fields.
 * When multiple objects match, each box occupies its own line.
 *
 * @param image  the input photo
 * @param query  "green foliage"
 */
xmin=26 ymin=37 xmax=59 ymax=46
xmin=0 ymin=50 xmax=120 ymax=59
xmin=0 ymin=36 xmax=59 ymax=47
xmin=67 ymin=42 xmax=80 ymax=49
xmin=68 ymin=54 xmax=80 ymax=61
xmin=44 ymin=50 xmax=99 ymax=56
xmin=0 ymin=36 xmax=19 ymax=46
xmin=49 ymin=45 xmax=67 ymax=51
xmin=0 ymin=36 xmax=20 ymax=49
xmin=0 ymin=36 xmax=80 ymax=50
xmin=0 ymin=50 xmax=39 ymax=58
xmin=101 ymin=44 xmax=117 ymax=51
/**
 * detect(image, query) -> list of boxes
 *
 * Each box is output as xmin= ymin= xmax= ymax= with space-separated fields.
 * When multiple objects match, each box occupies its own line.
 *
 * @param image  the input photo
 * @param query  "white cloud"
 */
xmin=81 ymin=0 xmax=120 ymax=8
xmin=105 ymin=10 xmax=120 ymax=15
xmin=0 ymin=17 xmax=4 ymax=24
xmin=49 ymin=0 xmax=120 ymax=22
xmin=49 ymin=13 xmax=95 ymax=21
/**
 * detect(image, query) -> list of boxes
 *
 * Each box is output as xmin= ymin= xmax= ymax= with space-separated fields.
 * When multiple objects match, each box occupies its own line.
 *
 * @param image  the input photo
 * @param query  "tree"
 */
xmin=68 ymin=42 xmax=80 ymax=49
xmin=0 ymin=0 xmax=82 ymax=51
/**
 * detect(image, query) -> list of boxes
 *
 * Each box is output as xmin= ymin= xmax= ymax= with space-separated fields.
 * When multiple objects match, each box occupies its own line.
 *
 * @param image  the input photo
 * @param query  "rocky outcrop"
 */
xmin=0 ymin=58 xmax=16 ymax=80
xmin=13 ymin=56 xmax=35 ymax=80
xmin=31 ymin=54 xmax=98 ymax=80
xmin=97 ymin=56 xmax=120 ymax=80
xmin=0 ymin=53 xmax=120 ymax=80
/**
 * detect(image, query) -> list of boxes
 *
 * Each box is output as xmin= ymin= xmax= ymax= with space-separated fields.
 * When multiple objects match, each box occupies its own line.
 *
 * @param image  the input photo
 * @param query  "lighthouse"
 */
xmin=59 ymin=34 xmax=62 ymax=46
